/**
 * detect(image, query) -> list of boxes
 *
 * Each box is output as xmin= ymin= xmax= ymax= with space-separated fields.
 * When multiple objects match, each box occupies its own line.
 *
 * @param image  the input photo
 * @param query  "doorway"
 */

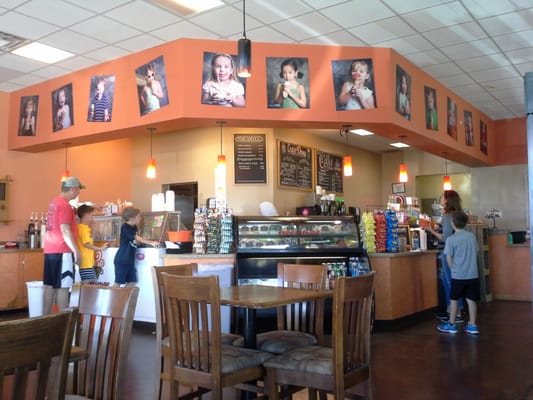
xmin=162 ymin=182 xmax=198 ymax=230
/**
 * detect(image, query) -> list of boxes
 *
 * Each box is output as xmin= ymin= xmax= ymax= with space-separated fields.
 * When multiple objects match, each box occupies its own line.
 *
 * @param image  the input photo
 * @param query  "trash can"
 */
xmin=26 ymin=281 xmax=45 ymax=317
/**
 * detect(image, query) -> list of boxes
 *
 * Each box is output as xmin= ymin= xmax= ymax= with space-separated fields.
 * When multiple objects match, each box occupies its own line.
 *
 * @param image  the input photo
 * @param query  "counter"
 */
xmin=489 ymin=232 xmax=532 ymax=301
xmin=369 ymin=251 xmax=438 ymax=320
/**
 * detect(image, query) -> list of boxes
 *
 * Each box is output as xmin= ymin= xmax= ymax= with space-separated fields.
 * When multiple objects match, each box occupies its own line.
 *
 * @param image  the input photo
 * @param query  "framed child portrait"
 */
xmin=424 ymin=86 xmax=438 ymax=131
xmin=18 ymin=95 xmax=39 ymax=136
xmin=331 ymin=58 xmax=377 ymax=111
xmin=51 ymin=83 xmax=74 ymax=132
xmin=395 ymin=65 xmax=411 ymax=120
xmin=480 ymin=120 xmax=488 ymax=155
xmin=87 ymin=74 xmax=115 ymax=122
xmin=135 ymin=55 xmax=169 ymax=116
xmin=266 ymin=57 xmax=309 ymax=109
xmin=447 ymin=97 xmax=457 ymax=140
xmin=464 ymin=110 xmax=474 ymax=146
xmin=201 ymin=52 xmax=246 ymax=108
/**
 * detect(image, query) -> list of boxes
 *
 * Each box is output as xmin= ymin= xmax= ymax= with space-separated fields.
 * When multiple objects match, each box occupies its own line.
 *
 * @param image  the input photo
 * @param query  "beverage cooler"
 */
xmin=86 ymin=211 xmax=180 ymax=323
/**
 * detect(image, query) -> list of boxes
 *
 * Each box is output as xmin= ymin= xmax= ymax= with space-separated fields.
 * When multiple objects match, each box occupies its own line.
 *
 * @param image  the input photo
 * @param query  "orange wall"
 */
xmin=7 ymin=38 xmax=500 ymax=167
xmin=494 ymin=117 xmax=527 ymax=165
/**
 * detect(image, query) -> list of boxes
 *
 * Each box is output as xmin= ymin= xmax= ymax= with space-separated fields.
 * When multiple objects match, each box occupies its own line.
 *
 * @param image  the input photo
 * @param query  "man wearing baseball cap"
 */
xmin=43 ymin=176 xmax=85 ymax=314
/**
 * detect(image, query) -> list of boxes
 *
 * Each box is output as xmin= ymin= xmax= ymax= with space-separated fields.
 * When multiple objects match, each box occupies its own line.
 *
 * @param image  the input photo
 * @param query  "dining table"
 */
xmin=220 ymin=284 xmax=332 ymax=349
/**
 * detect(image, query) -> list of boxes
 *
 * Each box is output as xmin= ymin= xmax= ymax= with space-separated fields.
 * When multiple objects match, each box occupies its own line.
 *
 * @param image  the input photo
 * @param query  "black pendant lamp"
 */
xmin=237 ymin=0 xmax=251 ymax=78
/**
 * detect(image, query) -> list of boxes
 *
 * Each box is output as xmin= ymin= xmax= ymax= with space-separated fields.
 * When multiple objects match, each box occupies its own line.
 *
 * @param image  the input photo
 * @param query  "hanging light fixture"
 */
xmin=217 ymin=120 xmax=226 ymax=172
xmin=237 ymin=0 xmax=251 ymax=78
xmin=398 ymin=135 xmax=408 ymax=183
xmin=443 ymin=151 xmax=452 ymax=190
xmin=340 ymin=125 xmax=352 ymax=177
xmin=61 ymin=142 xmax=70 ymax=182
xmin=146 ymin=127 xmax=156 ymax=179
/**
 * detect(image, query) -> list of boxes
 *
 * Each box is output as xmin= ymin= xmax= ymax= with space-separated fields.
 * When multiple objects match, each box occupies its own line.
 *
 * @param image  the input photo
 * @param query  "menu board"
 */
xmin=316 ymin=151 xmax=343 ymax=193
xmin=278 ymin=140 xmax=313 ymax=190
xmin=234 ymin=134 xmax=267 ymax=183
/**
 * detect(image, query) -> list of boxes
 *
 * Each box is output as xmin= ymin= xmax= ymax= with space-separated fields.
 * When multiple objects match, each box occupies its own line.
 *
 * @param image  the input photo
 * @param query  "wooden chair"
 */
xmin=234 ymin=262 xmax=327 ymax=354
xmin=65 ymin=284 xmax=139 ymax=400
xmin=264 ymin=272 xmax=375 ymax=400
xmin=161 ymin=273 xmax=273 ymax=400
xmin=0 ymin=308 xmax=78 ymax=400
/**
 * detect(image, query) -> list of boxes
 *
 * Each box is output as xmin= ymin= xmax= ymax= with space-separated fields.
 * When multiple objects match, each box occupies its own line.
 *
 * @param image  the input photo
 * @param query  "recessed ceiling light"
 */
xmin=12 ymin=42 xmax=73 ymax=64
xmin=349 ymin=129 xmax=374 ymax=136
xmin=390 ymin=142 xmax=410 ymax=148
xmin=153 ymin=0 xmax=223 ymax=15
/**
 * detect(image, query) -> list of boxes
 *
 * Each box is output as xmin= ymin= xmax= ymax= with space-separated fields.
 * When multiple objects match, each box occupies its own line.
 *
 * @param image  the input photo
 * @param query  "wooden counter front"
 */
xmin=489 ymin=233 xmax=531 ymax=301
xmin=369 ymin=251 xmax=438 ymax=320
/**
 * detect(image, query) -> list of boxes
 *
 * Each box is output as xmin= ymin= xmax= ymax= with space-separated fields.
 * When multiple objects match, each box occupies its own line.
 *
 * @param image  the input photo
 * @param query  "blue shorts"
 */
xmin=450 ymin=278 xmax=480 ymax=302
xmin=44 ymin=253 xmax=74 ymax=289
xmin=115 ymin=263 xmax=137 ymax=284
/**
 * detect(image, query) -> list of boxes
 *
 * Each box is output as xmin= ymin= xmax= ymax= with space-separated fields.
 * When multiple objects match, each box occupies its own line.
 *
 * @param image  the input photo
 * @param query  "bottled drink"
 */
xmin=28 ymin=212 xmax=35 ymax=249
xmin=40 ymin=212 xmax=47 ymax=249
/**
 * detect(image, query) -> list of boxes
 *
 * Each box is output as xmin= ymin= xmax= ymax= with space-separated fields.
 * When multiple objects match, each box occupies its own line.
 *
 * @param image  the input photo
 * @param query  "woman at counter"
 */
xmin=424 ymin=190 xmax=464 ymax=322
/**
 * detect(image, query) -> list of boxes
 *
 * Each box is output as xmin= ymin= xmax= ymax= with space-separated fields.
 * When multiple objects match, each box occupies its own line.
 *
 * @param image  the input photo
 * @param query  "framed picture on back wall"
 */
xmin=480 ymin=120 xmax=488 ymax=154
xmin=464 ymin=110 xmax=474 ymax=146
xmin=266 ymin=57 xmax=309 ymax=109
xmin=331 ymin=58 xmax=377 ymax=111
xmin=135 ymin=55 xmax=169 ymax=116
xmin=18 ymin=95 xmax=38 ymax=136
xmin=395 ymin=65 xmax=411 ymax=120
xmin=52 ymin=83 xmax=74 ymax=132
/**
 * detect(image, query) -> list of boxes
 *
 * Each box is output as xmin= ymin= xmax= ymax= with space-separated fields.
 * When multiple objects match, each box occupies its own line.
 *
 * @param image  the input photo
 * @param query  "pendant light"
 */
xmin=443 ymin=151 xmax=452 ymax=190
xmin=146 ymin=127 xmax=156 ymax=179
xmin=340 ymin=125 xmax=352 ymax=177
xmin=61 ymin=142 xmax=70 ymax=182
xmin=217 ymin=120 xmax=226 ymax=172
xmin=398 ymin=135 xmax=408 ymax=183
xmin=237 ymin=0 xmax=251 ymax=78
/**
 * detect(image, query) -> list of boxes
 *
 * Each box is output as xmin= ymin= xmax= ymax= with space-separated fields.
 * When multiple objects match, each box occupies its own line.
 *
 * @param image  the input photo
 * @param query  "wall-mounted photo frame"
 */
xmin=135 ymin=55 xmax=169 ymax=116
xmin=424 ymin=86 xmax=438 ymax=130
xmin=392 ymin=182 xmax=406 ymax=194
xmin=331 ymin=58 xmax=377 ymax=111
xmin=201 ymin=52 xmax=246 ymax=107
xmin=395 ymin=65 xmax=411 ymax=120
xmin=87 ymin=74 xmax=115 ymax=122
xmin=52 ymin=83 xmax=74 ymax=132
xmin=18 ymin=95 xmax=39 ymax=136
xmin=266 ymin=57 xmax=310 ymax=109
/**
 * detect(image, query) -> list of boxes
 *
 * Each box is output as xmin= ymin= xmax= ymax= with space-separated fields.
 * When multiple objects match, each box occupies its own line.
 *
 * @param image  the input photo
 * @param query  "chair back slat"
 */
xmin=72 ymin=284 xmax=139 ymax=400
xmin=0 ymin=309 xmax=77 ymax=400
xmin=276 ymin=263 xmax=327 ymax=340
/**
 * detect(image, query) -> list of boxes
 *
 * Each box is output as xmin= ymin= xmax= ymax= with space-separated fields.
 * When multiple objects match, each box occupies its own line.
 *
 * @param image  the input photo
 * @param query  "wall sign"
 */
xmin=316 ymin=151 xmax=343 ymax=193
xmin=234 ymin=134 xmax=267 ymax=183
xmin=278 ymin=140 xmax=313 ymax=190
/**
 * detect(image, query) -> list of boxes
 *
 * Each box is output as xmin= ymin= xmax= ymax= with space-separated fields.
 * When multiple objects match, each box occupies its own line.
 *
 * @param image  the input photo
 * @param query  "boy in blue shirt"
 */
xmin=438 ymin=211 xmax=480 ymax=335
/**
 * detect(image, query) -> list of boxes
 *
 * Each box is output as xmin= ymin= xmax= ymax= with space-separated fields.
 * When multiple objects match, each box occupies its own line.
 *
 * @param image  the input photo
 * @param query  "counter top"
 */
xmin=368 ymin=250 xmax=439 ymax=258
xmin=162 ymin=253 xmax=235 ymax=260
xmin=0 ymin=247 xmax=43 ymax=253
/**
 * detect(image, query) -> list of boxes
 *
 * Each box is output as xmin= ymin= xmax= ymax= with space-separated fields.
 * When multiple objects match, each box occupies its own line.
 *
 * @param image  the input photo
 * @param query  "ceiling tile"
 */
xmin=105 ymin=0 xmax=182 ymax=32
xmin=481 ymin=77 xmax=523 ymax=91
xmin=493 ymin=29 xmax=533 ymax=51
xmin=63 ymin=0 xmax=132 ymax=13
xmin=403 ymin=2 xmax=472 ymax=32
xmin=246 ymin=0 xmax=312 ymax=24
xmin=381 ymin=0 xmax=448 ymax=14
xmin=455 ymin=53 xmax=511 ymax=72
xmin=451 ymin=82 xmax=486 ymax=96
xmin=270 ymin=11 xmax=342 ymax=41
xmin=114 ymin=35 xmax=164 ymax=53
xmin=59 ymin=55 xmax=101 ymax=72
xmin=479 ymin=9 xmax=533 ymax=36
xmin=437 ymin=73 xmax=475 ymax=88
xmin=423 ymin=62 xmax=464 ymax=78
xmin=423 ymin=21 xmax=487 ymax=48
xmin=440 ymin=38 xmax=499 ymax=60
xmin=188 ymin=6 xmax=249 ymax=38
xmin=319 ymin=1 xmax=394 ymax=28
xmin=41 ymin=29 xmax=106 ymax=54
xmin=151 ymin=20 xmax=217 ymax=41
xmin=0 ymin=81 xmax=23 ymax=91
xmin=300 ymin=0 xmax=351 ymax=10
xmin=9 ymin=73 xmax=46 ymax=86
xmin=505 ymin=47 xmax=533 ymax=64
xmin=69 ymin=16 xmax=142 ymax=44
xmin=300 ymin=30 xmax=366 ymax=46
xmin=515 ymin=61 xmax=533 ymax=75
xmin=374 ymin=33 xmax=434 ymax=55
xmin=347 ymin=17 xmax=415 ymax=44
xmin=404 ymin=49 xmax=450 ymax=67
xmin=32 ymin=64 xmax=72 ymax=80
xmin=246 ymin=26 xmax=295 ymax=44
xmin=469 ymin=65 xmax=521 ymax=83
xmin=461 ymin=0 xmax=532 ymax=19
xmin=0 ymin=53 xmax=46 ymax=73
xmin=15 ymin=0 xmax=94 ymax=27
xmin=88 ymin=44 xmax=132 ymax=62
xmin=0 ymin=66 xmax=23 ymax=82
xmin=0 ymin=11 xmax=59 ymax=39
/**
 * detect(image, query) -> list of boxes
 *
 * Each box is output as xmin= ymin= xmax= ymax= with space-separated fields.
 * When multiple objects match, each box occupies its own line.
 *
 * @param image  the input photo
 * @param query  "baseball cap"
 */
xmin=62 ymin=176 xmax=86 ymax=189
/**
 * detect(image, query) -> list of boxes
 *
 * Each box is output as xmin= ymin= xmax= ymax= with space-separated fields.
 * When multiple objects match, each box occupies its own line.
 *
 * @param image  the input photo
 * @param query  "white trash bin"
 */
xmin=26 ymin=281 xmax=45 ymax=317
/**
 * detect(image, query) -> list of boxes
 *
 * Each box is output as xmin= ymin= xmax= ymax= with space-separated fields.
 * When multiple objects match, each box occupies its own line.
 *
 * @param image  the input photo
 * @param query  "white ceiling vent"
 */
xmin=0 ymin=32 xmax=29 ymax=52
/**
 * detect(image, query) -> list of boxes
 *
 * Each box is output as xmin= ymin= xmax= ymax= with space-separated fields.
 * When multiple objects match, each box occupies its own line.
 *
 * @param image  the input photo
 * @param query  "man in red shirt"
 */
xmin=43 ymin=176 xmax=84 ymax=314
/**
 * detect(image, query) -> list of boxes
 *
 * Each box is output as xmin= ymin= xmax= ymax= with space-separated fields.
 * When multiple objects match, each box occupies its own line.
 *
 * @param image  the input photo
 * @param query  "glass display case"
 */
xmin=235 ymin=215 xmax=360 ymax=253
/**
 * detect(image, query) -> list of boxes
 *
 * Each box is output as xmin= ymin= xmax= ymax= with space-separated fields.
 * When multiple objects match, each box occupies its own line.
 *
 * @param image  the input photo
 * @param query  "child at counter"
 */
xmin=113 ymin=207 xmax=159 ymax=286
xmin=77 ymin=204 xmax=110 ymax=282
xmin=437 ymin=211 xmax=479 ymax=335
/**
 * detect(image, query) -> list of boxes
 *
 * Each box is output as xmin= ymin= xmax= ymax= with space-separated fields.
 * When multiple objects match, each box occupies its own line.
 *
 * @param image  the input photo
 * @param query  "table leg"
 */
xmin=243 ymin=308 xmax=257 ymax=348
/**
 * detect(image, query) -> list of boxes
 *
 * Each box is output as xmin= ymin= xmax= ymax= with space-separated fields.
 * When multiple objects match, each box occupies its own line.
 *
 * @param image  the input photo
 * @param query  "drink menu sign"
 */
xmin=316 ymin=151 xmax=343 ymax=193
xmin=234 ymin=134 xmax=267 ymax=183
xmin=278 ymin=140 xmax=313 ymax=190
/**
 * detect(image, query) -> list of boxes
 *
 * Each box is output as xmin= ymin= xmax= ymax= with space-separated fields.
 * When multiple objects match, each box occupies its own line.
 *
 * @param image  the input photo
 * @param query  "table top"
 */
xmin=220 ymin=285 xmax=331 ymax=309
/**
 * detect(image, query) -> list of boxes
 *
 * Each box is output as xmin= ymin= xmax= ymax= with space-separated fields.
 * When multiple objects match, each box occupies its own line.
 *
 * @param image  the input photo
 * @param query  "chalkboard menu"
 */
xmin=234 ymin=134 xmax=267 ymax=183
xmin=316 ymin=151 xmax=343 ymax=193
xmin=278 ymin=140 xmax=313 ymax=190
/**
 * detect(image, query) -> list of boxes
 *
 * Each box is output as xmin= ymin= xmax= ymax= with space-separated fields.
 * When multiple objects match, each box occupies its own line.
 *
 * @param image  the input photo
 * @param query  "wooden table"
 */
xmin=220 ymin=285 xmax=332 ymax=348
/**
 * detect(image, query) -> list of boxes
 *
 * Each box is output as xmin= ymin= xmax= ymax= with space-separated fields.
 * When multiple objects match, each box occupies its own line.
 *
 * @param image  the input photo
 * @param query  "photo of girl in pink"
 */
xmin=18 ymin=95 xmax=38 ymax=136
xmin=201 ymin=52 xmax=245 ymax=107
xmin=136 ymin=56 xmax=169 ymax=116
xmin=332 ymin=58 xmax=376 ymax=111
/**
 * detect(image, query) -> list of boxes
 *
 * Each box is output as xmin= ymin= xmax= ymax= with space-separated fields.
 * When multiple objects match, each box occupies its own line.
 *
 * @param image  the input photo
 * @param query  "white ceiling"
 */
xmin=0 ymin=0 xmax=531 ymax=152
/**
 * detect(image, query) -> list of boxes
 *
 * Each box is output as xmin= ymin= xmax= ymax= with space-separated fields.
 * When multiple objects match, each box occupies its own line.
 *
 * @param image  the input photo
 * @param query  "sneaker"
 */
xmin=438 ymin=313 xmax=464 ymax=323
xmin=464 ymin=323 xmax=479 ymax=335
xmin=437 ymin=322 xmax=458 ymax=334
xmin=454 ymin=314 xmax=464 ymax=324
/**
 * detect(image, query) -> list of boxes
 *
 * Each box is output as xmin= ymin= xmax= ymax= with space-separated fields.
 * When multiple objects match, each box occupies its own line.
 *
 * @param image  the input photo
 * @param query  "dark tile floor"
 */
xmin=122 ymin=300 xmax=533 ymax=400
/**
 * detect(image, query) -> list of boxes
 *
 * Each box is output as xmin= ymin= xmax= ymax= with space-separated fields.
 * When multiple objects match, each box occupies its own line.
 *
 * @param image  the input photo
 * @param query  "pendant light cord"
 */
xmin=217 ymin=121 xmax=225 ymax=154
xmin=242 ymin=0 xmax=246 ymax=38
